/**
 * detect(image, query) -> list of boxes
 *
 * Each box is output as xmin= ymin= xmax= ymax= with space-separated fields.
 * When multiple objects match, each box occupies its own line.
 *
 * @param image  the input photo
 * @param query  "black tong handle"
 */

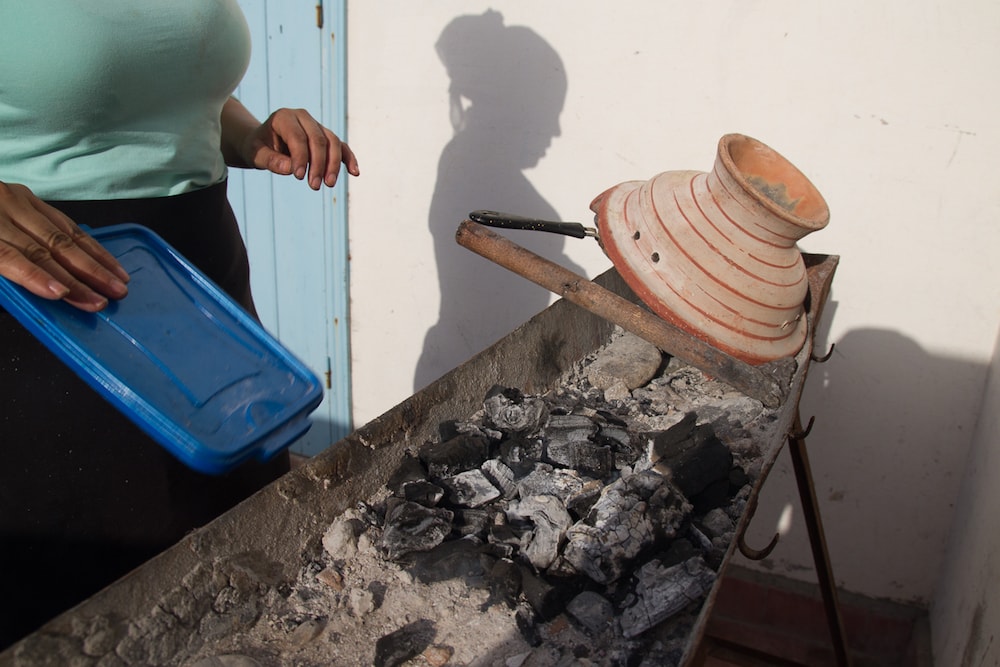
xmin=468 ymin=210 xmax=596 ymax=239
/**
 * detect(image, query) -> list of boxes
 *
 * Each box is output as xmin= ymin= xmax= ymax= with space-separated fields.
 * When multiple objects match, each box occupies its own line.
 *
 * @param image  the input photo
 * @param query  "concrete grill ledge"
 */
xmin=1 ymin=260 xmax=837 ymax=667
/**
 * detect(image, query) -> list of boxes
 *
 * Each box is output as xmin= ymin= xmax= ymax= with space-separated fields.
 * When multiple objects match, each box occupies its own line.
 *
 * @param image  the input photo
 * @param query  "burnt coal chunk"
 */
xmin=439 ymin=469 xmax=501 ymax=508
xmin=373 ymin=619 xmax=436 ymax=667
xmin=484 ymin=557 xmax=523 ymax=609
xmin=437 ymin=418 xmax=496 ymax=441
xmin=507 ymin=495 xmax=573 ymax=570
xmin=488 ymin=518 xmax=524 ymax=554
xmin=498 ymin=434 xmax=545 ymax=473
xmin=480 ymin=459 xmax=517 ymax=498
xmin=543 ymin=413 xmax=615 ymax=475
xmin=659 ymin=537 xmax=700 ymax=568
xmin=356 ymin=500 xmax=384 ymax=527
xmin=483 ymin=385 xmax=548 ymax=434
xmin=565 ymin=479 xmax=603 ymax=520
xmin=418 ymin=434 xmax=491 ymax=479
xmin=518 ymin=563 xmax=573 ymax=620
xmin=437 ymin=418 xmax=463 ymax=441
xmin=545 ymin=413 xmax=599 ymax=443
xmin=387 ymin=454 xmax=428 ymax=495
xmin=566 ymin=590 xmax=616 ymax=636
xmin=380 ymin=501 xmax=454 ymax=560
xmin=619 ymin=556 xmax=716 ymax=639
xmin=595 ymin=422 xmax=633 ymax=448
xmin=595 ymin=408 xmax=629 ymax=426
xmin=452 ymin=508 xmax=492 ymax=538
xmin=402 ymin=480 xmax=445 ymax=506
xmin=515 ymin=608 xmax=544 ymax=647
xmin=544 ymin=439 xmax=614 ymax=476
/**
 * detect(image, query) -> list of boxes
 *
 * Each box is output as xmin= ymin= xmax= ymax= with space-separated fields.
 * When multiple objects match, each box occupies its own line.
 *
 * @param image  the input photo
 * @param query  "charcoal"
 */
xmin=518 ymin=564 xmax=567 ymax=619
xmin=687 ymin=524 xmax=712 ymax=552
xmin=596 ymin=423 xmax=631 ymax=449
xmin=545 ymin=413 xmax=598 ymax=442
xmin=452 ymin=508 xmax=491 ymax=538
xmin=562 ymin=471 xmax=690 ymax=584
xmin=373 ymin=619 xmax=436 ymax=667
xmin=387 ymin=454 xmax=428 ymax=495
xmin=564 ymin=479 xmax=603 ymax=520
xmin=595 ymin=408 xmax=628 ymax=427
xmin=507 ymin=495 xmax=573 ymax=570
xmin=698 ymin=509 xmax=737 ymax=566
xmin=402 ymin=480 xmax=444 ymax=506
xmin=480 ymin=458 xmax=517 ymax=498
xmin=438 ymin=418 xmax=499 ymax=441
xmin=515 ymin=607 xmax=544 ymax=647
xmin=485 ymin=557 xmax=522 ymax=607
xmin=381 ymin=501 xmax=454 ymax=560
xmin=356 ymin=500 xmax=384 ymax=527
xmin=644 ymin=482 xmax=690 ymax=535
xmin=483 ymin=385 xmax=548 ymax=434
xmin=697 ymin=508 xmax=734 ymax=540
xmin=488 ymin=520 xmax=523 ymax=553
xmin=565 ymin=590 xmax=615 ymax=635
xmin=660 ymin=538 xmax=699 ymax=568
xmin=517 ymin=464 xmax=589 ymax=504
xmin=37 ymin=336 xmax=787 ymax=667
xmin=499 ymin=435 xmax=545 ymax=472
xmin=418 ymin=434 xmax=491 ymax=479
xmin=483 ymin=541 xmax=516 ymax=560
xmin=544 ymin=439 xmax=614 ymax=476
xmin=440 ymin=469 xmax=501 ymax=508
xmin=620 ymin=557 xmax=716 ymax=638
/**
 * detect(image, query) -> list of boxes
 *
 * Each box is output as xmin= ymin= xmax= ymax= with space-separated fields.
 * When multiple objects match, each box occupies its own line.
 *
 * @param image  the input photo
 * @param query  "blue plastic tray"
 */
xmin=0 ymin=224 xmax=323 ymax=474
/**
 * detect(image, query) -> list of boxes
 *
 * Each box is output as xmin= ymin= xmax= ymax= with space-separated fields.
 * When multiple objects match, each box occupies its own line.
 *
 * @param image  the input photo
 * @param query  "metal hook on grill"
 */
xmin=736 ymin=491 xmax=780 ymax=560
xmin=811 ymin=343 xmax=835 ymax=363
xmin=791 ymin=415 xmax=816 ymax=441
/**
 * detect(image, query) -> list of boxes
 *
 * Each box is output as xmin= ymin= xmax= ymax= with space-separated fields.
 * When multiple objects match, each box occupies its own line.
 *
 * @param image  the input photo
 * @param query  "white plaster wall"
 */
xmin=931 ymin=328 xmax=1000 ymax=666
xmin=345 ymin=0 xmax=1000 ymax=608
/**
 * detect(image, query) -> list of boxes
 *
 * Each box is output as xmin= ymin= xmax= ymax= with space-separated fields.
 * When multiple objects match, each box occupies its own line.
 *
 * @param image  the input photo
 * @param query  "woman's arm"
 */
xmin=220 ymin=97 xmax=359 ymax=190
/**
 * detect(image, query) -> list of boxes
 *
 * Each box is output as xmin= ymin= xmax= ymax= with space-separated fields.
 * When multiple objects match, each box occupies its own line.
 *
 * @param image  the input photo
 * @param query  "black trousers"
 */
xmin=0 ymin=181 xmax=290 ymax=648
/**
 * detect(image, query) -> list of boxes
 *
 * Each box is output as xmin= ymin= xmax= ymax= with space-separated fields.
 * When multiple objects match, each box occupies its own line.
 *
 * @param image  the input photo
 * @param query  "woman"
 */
xmin=0 ymin=1 xmax=358 ymax=648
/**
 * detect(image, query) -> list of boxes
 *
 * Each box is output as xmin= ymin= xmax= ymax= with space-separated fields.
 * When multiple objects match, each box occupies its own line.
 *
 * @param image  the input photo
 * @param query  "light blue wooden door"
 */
xmin=228 ymin=0 xmax=351 ymax=456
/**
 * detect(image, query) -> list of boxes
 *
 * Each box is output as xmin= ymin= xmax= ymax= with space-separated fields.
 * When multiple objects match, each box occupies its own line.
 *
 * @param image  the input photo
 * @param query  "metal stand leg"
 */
xmin=788 ymin=412 xmax=852 ymax=667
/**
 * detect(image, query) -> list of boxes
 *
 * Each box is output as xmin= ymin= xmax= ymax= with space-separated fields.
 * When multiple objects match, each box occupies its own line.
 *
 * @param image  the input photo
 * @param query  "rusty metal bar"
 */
xmin=788 ymin=413 xmax=852 ymax=667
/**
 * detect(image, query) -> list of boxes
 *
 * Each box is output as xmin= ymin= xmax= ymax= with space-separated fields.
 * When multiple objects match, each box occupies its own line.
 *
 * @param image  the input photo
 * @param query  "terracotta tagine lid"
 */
xmin=590 ymin=134 xmax=830 ymax=364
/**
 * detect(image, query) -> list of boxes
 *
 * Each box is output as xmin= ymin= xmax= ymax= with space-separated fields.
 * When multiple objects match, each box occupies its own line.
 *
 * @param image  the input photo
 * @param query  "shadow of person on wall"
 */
xmin=414 ymin=10 xmax=588 ymax=391
xmin=740 ymin=321 xmax=988 ymax=601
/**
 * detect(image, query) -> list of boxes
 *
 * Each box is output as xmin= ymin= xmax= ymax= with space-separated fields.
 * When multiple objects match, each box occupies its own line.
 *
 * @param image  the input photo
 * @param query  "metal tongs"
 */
xmin=469 ymin=210 xmax=598 ymax=240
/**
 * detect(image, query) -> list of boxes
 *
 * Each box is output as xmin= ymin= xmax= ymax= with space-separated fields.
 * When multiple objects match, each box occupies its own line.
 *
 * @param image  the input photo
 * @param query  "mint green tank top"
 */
xmin=0 ymin=1 xmax=251 ymax=200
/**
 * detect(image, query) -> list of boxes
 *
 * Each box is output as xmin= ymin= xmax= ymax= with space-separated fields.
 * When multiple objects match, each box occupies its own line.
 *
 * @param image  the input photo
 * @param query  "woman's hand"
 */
xmin=0 ymin=182 xmax=130 ymax=311
xmin=221 ymin=98 xmax=359 ymax=190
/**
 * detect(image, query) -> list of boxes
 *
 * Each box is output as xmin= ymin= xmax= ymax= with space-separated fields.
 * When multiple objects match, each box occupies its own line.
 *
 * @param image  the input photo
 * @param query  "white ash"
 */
xmin=36 ymin=328 xmax=783 ymax=667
